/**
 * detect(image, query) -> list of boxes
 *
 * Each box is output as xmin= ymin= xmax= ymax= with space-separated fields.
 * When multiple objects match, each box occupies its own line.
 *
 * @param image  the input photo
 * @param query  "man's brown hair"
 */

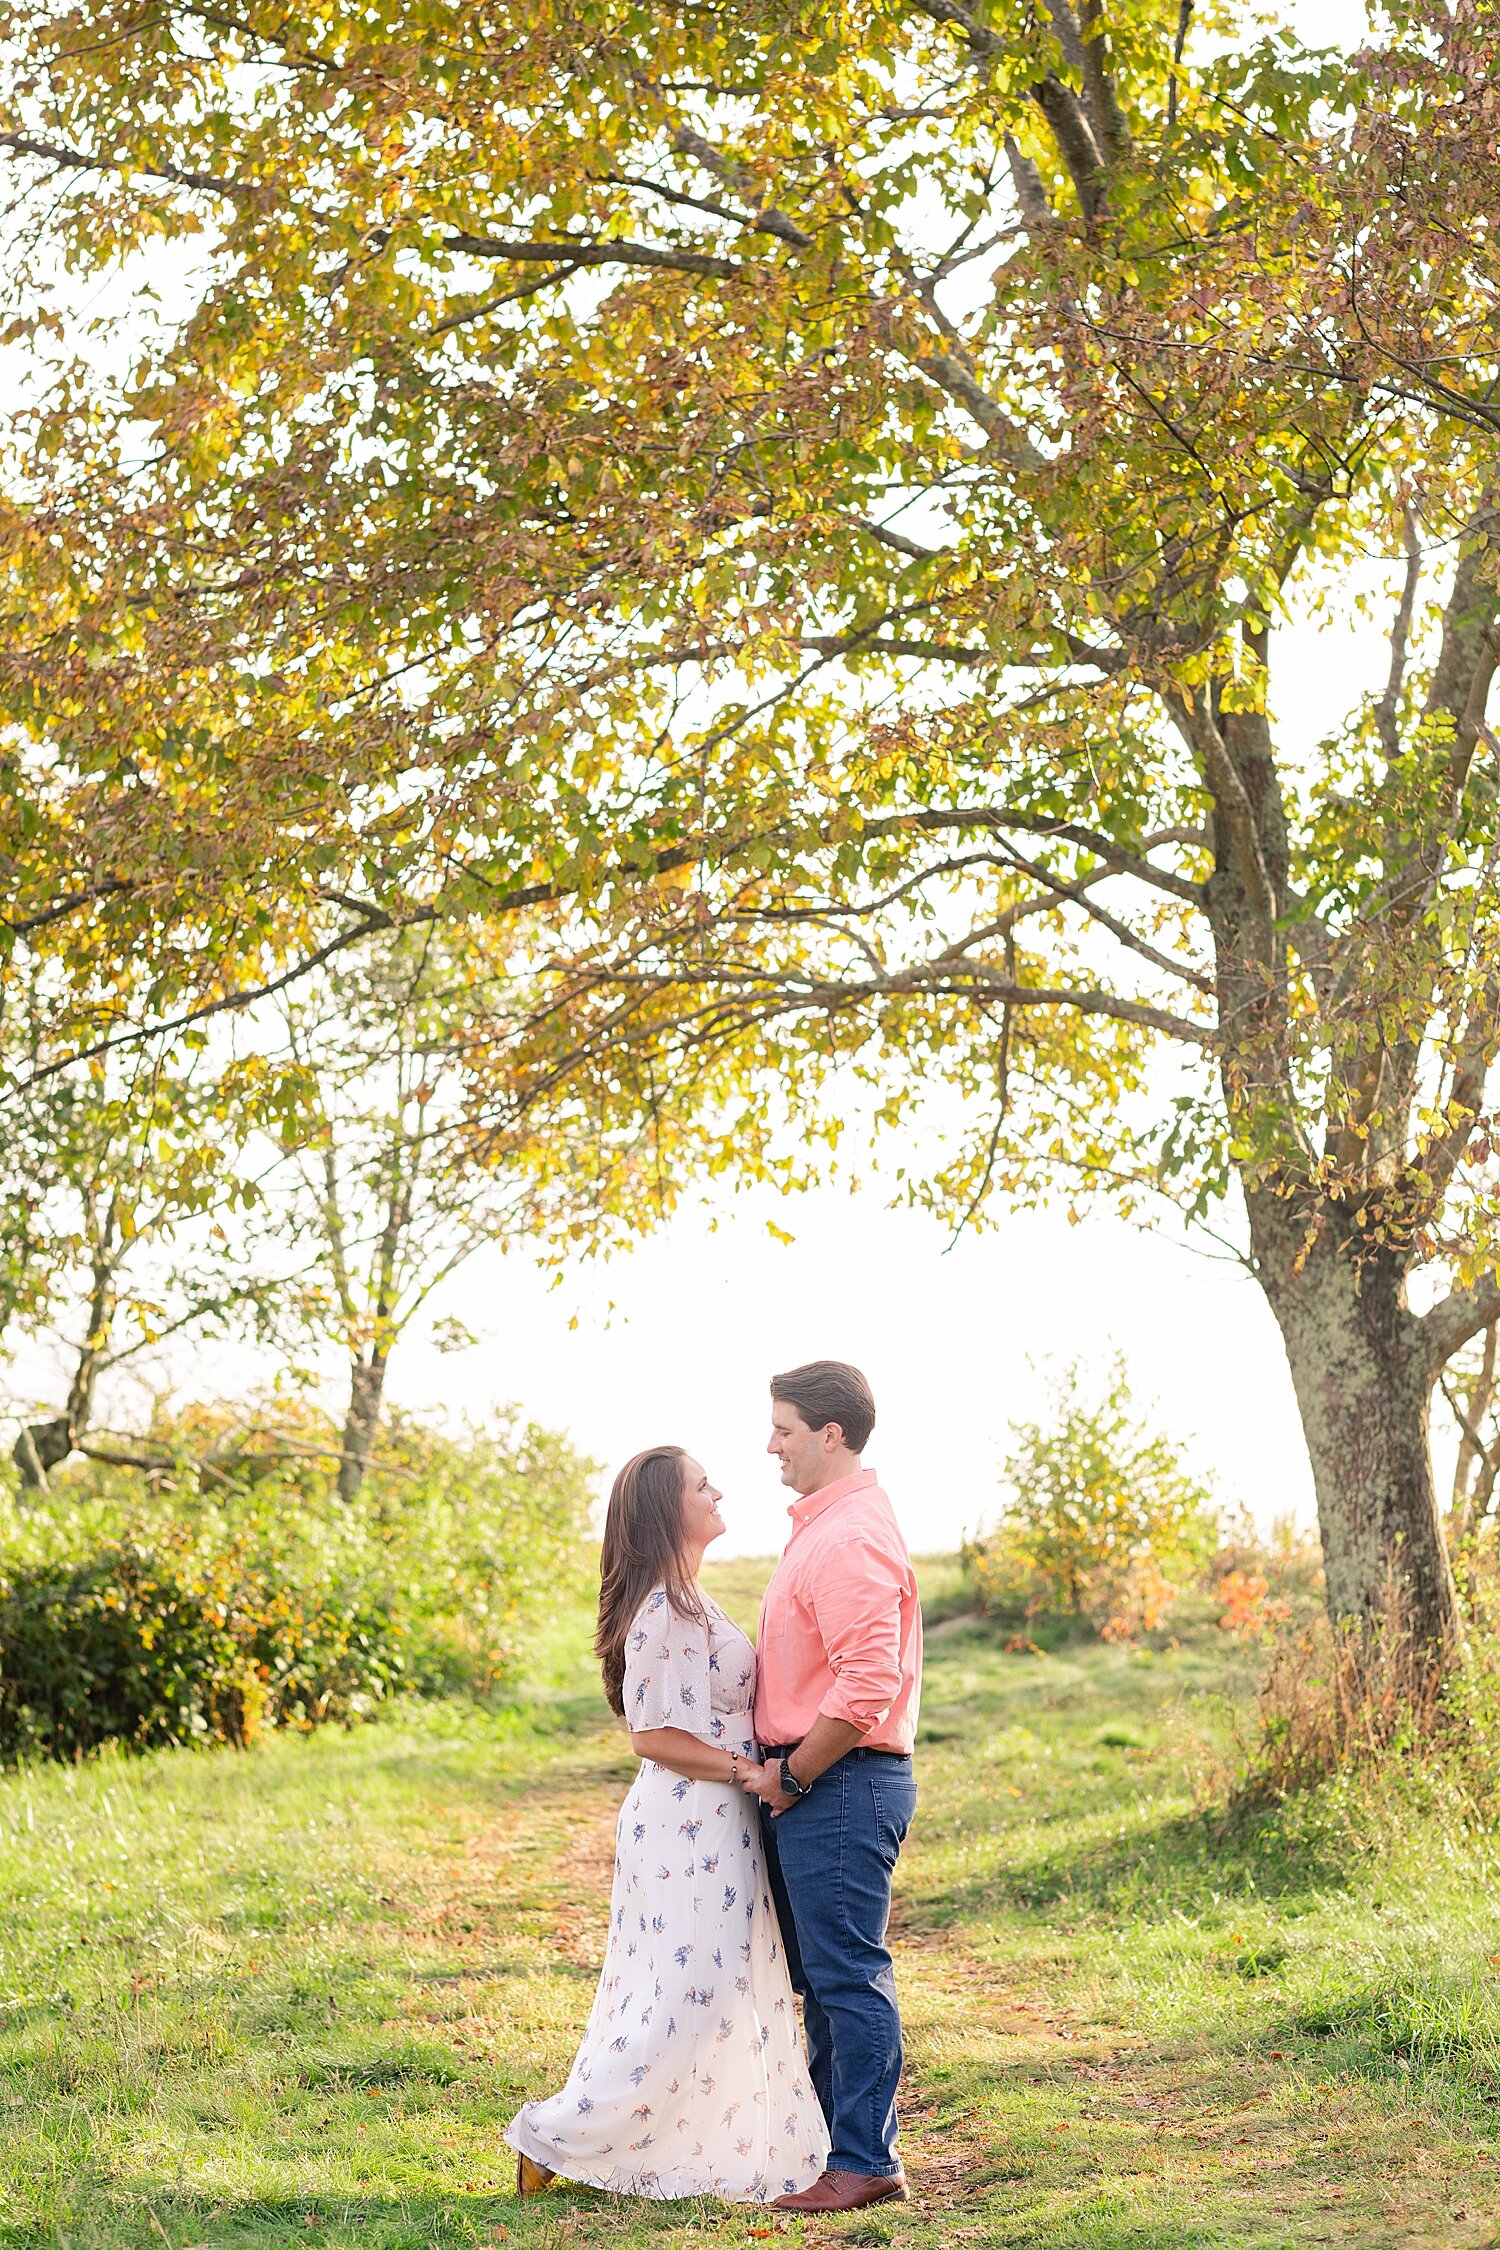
xmin=770 ymin=1360 xmax=876 ymax=1453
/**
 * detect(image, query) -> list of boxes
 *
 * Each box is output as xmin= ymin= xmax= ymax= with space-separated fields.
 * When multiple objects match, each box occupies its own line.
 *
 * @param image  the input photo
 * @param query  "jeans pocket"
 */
xmin=868 ymin=1763 xmax=915 ymax=1863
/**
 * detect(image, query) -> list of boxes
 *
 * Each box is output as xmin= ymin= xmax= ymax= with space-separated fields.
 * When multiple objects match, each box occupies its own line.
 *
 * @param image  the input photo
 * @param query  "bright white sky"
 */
xmin=8 ymin=0 xmax=1422 ymax=1559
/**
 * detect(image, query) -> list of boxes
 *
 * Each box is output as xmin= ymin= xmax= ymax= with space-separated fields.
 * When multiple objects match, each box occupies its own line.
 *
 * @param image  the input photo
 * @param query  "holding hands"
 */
xmin=739 ymin=1753 xmax=798 ymax=1816
xmin=737 ymin=1757 xmax=777 ymax=1803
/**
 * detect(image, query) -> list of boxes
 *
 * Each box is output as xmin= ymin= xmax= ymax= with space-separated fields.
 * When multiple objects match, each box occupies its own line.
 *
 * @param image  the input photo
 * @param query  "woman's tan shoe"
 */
xmin=516 ymin=2152 xmax=556 ymax=2197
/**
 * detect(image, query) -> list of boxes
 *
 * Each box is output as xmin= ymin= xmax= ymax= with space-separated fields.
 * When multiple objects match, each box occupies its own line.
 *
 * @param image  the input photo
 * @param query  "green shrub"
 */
xmin=0 ymin=1400 xmax=594 ymax=1762
xmin=962 ymin=1356 xmax=1218 ymax=1638
xmin=0 ymin=1531 xmax=405 ymax=1759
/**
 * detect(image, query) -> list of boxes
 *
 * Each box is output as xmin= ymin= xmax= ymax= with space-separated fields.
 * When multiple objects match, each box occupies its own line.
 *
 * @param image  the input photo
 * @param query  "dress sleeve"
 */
xmin=622 ymin=1587 xmax=715 ymax=1738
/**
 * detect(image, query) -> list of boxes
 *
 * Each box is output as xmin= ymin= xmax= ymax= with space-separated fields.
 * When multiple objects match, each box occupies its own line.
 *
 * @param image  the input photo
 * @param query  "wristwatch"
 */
xmin=779 ymin=1756 xmax=809 ymax=1800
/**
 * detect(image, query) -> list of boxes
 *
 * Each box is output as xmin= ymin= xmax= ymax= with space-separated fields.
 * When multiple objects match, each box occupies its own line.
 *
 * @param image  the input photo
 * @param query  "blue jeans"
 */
xmin=761 ymin=1749 xmax=916 ymax=2177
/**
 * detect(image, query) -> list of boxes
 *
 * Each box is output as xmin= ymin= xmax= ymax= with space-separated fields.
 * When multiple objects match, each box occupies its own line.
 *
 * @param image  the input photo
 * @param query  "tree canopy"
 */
xmin=1 ymin=0 xmax=1498 ymax=1652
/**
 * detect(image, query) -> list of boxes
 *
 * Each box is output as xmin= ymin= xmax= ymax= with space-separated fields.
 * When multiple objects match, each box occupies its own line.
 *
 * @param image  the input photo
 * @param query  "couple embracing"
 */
xmin=505 ymin=1359 xmax=923 ymax=2212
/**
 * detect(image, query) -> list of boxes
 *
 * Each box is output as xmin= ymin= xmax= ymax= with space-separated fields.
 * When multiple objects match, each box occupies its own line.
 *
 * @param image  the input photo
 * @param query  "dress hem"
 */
xmin=503 ymin=2111 xmax=821 ymax=2205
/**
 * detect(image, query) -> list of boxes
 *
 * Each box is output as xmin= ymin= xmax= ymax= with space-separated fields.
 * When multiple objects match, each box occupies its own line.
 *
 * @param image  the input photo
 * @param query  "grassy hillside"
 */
xmin=0 ymin=1559 xmax=1496 ymax=2248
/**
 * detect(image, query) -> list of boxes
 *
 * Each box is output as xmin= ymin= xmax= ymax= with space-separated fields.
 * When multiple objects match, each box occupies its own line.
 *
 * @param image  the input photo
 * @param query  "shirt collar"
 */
xmin=788 ymin=1466 xmax=877 ymax=1530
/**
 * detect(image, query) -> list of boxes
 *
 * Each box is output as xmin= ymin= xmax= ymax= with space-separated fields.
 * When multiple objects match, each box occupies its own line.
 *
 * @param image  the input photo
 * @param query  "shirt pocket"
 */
xmin=759 ymin=1577 xmax=791 ymax=1651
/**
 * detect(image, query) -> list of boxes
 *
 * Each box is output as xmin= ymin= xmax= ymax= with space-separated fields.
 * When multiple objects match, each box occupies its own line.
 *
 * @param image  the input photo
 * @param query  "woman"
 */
xmin=504 ymin=1446 xmax=830 ymax=2204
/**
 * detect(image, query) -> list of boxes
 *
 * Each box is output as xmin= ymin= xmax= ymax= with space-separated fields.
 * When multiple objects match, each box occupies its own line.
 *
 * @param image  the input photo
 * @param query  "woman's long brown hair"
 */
xmin=596 ymin=1445 xmax=707 ymax=1717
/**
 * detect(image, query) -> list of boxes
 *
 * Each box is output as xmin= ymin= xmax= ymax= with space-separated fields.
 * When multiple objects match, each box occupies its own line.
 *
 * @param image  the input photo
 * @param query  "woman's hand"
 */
xmin=738 ymin=1761 xmax=775 ymax=1801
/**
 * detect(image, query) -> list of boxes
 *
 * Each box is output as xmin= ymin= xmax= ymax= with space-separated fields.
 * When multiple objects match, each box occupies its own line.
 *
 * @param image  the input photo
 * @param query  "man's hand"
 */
xmin=757 ymin=1762 xmax=799 ymax=1817
xmin=754 ymin=1716 xmax=868 ymax=1815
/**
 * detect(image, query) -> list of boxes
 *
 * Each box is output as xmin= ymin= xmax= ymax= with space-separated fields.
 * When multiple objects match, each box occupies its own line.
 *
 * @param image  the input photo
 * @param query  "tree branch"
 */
xmin=1420 ymin=1271 xmax=1500 ymax=1380
xmin=1 ymin=877 xmax=134 ymax=939
xmin=1375 ymin=506 xmax=1421 ymax=766
xmin=1004 ymin=134 xmax=1053 ymax=229
xmin=1171 ymin=690 xmax=1279 ymax=938
xmin=668 ymin=127 xmax=812 ymax=248
xmin=994 ymin=841 xmax=1214 ymax=991
xmin=859 ymin=806 xmax=1204 ymax=903
xmin=1032 ymin=76 xmax=1105 ymax=225
xmin=1423 ymin=490 xmax=1500 ymax=810
xmin=911 ymin=0 xmax=1004 ymax=60
xmin=845 ymin=516 xmax=942 ymax=562
xmin=598 ymin=962 xmax=1212 ymax=1045
xmin=1417 ymin=970 xmax=1500 ymax=1199
xmin=0 ymin=128 xmax=247 ymax=200
xmin=1078 ymin=0 xmax=1135 ymax=167
xmin=892 ymin=281 xmax=1050 ymax=471
xmin=440 ymin=232 xmax=740 ymax=279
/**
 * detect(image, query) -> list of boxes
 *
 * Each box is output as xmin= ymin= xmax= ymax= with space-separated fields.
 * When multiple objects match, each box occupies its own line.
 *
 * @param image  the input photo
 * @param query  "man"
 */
xmin=754 ymin=1359 xmax=923 ymax=2214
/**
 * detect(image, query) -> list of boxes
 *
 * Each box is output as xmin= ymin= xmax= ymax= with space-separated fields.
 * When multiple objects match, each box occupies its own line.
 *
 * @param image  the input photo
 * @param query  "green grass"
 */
xmin=0 ymin=1562 xmax=1497 ymax=2249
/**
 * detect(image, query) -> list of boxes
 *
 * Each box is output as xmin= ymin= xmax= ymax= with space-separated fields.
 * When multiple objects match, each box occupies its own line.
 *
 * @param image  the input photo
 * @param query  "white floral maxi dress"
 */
xmin=504 ymin=1588 xmax=830 ymax=2202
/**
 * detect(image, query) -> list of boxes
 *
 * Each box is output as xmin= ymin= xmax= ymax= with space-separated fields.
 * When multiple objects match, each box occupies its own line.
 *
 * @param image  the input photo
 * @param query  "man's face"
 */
xmin=767 ymin=1398 xmax=837 ymax=1494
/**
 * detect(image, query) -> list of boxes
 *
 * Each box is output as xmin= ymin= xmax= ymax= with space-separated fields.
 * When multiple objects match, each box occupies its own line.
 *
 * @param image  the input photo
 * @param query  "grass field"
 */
xmin=2 ymin=1555 xmax=1499 ymax=2250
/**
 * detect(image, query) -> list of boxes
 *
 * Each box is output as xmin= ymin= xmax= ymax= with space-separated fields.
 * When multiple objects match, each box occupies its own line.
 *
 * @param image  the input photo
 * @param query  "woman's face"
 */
xmin=679 ymin=1455 xmax=726 ymax=1553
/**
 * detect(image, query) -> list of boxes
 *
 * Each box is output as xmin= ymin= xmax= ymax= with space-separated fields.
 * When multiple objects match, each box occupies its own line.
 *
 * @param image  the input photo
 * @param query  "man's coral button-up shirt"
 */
xmin=753 ymin=1467 xmax=923 ymax=1755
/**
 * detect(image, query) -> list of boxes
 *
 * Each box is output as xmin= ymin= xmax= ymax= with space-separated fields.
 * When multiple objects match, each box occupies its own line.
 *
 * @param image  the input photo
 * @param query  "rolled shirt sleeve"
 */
xmin=806 ymin=1537 xmax=907 ymax=1733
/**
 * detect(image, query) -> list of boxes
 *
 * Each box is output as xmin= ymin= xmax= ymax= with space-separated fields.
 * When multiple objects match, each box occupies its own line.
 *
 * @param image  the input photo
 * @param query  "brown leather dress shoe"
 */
xmin=770 ymin=2168 xmax=910 ymax=2212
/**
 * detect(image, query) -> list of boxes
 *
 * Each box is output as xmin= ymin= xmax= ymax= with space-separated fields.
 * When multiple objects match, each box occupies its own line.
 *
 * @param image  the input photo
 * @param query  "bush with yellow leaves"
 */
xmin=962 ymin=1356 xmax=1219 ymax=1640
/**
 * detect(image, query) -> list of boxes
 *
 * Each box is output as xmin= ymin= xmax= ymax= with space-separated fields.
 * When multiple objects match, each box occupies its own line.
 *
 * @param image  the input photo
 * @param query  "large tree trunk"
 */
xmin=1252 ymin=1215 xmax=1459 ymax=1655
xmin=336 ymin=1352 xmax=387 ymax=1505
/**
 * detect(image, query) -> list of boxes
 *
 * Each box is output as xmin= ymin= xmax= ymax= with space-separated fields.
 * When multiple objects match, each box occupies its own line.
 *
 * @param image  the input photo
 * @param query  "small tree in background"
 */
xmin=253 ymin=921 xmax=683 ymax=1503
xmin=964 ymin=1357 xmax=1219 ymax=1640
xmin=1 ymin=1016 xmax=263 ymax=1489
xmin=1443 ymin=1319 xmax=1500 ymax=1551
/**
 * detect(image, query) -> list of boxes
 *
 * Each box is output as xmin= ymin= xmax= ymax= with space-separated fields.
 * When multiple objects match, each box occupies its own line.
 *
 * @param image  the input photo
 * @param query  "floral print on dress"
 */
xmin=504 ymin=1589 xmax=829 ymax=2203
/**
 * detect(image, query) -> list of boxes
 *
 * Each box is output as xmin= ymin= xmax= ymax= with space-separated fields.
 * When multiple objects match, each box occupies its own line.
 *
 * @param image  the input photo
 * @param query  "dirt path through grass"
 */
xmin=0 ymin=1563 xmax=1498 ymax=2249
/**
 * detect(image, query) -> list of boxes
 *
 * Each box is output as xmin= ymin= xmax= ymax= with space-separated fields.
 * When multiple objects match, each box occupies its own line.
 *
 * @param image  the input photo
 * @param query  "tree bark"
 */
xmin=336 ymin=1352 xmax=387 ymax=1504
xmin=1251 ymin=1216 xmax=1460 ymax=1655
xmin=12 ymin=1319 xmax=106 ymax=1492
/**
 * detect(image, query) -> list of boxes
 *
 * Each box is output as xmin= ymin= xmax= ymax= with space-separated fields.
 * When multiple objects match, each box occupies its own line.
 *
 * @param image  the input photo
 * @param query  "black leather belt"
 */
xmin=761 ymin=1742 xmax=910 ymax=1762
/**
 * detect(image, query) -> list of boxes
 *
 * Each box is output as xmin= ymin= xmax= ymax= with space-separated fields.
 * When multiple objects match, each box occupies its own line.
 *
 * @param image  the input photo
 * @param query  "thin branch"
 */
xmin=1167 ymin=0 xmax=1193 ymax=130
xmin=995 ymin=841 xmax=1215 ymax=992
xmin=858 ymin=806 xmax=1205 ymax=904
xmin=1 ymin=877 xmax=133 ymax=939
xmin=598 ymin=961 xmax=1212 ymax=1045
xmin=1375 ymin=505 xmax=1422 ymax=766
xmin=846 ymin=516 xmax=942 ymax=562
xmin=0 ymin=128 xmax=247 ymax=200
xmin=441 ymin=231 xmax=740 ymax=280
xmin=667 ymin=127 xmax=813 ymax=248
